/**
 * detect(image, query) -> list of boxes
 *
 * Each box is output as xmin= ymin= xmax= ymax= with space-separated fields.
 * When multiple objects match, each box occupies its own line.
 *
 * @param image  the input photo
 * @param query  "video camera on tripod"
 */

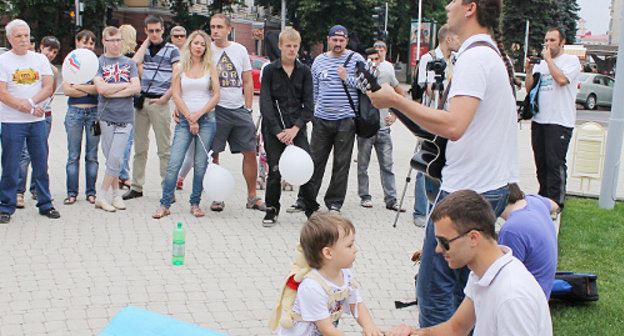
xmin=426 ymin=58 xmax=446 ymax=76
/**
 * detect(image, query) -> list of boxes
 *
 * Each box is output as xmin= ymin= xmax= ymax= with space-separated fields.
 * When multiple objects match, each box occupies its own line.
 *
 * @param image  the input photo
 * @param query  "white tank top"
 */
xmin=181 ymin=72 xmax=212 ymax=113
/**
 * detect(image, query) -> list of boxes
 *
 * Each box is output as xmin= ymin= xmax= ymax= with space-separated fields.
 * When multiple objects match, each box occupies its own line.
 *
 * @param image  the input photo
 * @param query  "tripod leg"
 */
xmin=393 ymin=167 xmax=414 ymax=228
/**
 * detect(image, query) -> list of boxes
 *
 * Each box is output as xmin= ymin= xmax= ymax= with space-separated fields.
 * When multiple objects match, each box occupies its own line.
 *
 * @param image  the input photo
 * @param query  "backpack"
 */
xmin=518 ymin=72 xmax=542 ymax=121
xmin=550 ymin=271 xmax=599 ymax=302
xmin=269 ymin=244 xmax=356 ymax=330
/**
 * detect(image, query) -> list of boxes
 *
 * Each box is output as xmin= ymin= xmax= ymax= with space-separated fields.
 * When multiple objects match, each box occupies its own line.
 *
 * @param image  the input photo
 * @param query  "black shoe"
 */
xmin=0 ymin=212 xmax=10 ymax=224
xmin=286 ymin=202 xmax=304 ymax=213
xmin=122 ymin=189 xmax=143 ymax=200
xmin=328 ymin=205 xmax=341 ymax=213
xmin=262 ymin=207 xmax=279 ymax=227
xmin=39 ymin=208 xmax=60 ymax=219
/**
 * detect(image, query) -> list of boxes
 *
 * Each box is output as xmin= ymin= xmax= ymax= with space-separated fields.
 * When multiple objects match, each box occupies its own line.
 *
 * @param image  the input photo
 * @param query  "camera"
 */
xmin=426 ymin=58 xmax=446 ymax=75
xmin=529 ymin=56 xmax=542 ymax=65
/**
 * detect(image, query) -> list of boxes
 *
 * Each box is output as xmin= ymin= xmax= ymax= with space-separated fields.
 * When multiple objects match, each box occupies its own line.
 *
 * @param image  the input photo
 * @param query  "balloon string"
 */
xmin=195 ymin=132 xmax=214 ymax=165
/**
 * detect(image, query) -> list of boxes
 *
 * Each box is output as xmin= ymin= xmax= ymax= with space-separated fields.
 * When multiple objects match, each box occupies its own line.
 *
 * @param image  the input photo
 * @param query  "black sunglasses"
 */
xmin=172 ymin=34 xmax=186 ymax=38
xmin=436 ymin=228 xmax=484 ymax=251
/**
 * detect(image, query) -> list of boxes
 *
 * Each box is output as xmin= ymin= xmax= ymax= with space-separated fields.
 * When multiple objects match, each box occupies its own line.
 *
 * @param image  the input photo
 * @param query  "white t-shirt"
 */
xmin=464 ymin=246 xmax=553 ymax=336
xmin=417 ymin=47 xmax=444 ymax=86
xmin=376 ymin=60 xmax=399 ymax=130
xmin=532 ymin=53 xmax=580 ymax=128
xmin=444 ymin=34 xmax=518 ymax=193
xmin=277 ymin=269 xmax=362 ymax=336
xmin=212 ymin=42 xmax=252 ymax=109
xmin=0 ymin=50 xmax=53 ymax=123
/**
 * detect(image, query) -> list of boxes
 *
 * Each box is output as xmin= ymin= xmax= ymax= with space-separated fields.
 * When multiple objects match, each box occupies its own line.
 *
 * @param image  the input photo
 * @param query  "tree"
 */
xmin=1 ymin=0 xmax=121 ymax=51
xmin=503 ymin=0 xmax=580 ymax=71
xmin=168 ymin=0 xmax=246 ymax=35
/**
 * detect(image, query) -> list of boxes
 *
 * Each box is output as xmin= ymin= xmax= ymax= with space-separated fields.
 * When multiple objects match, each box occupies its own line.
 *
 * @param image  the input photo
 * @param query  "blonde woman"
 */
xmin=118 ymin=24 xmax=137 ymax=189
xmin=152 ymin=30 xmax=220 ymax=218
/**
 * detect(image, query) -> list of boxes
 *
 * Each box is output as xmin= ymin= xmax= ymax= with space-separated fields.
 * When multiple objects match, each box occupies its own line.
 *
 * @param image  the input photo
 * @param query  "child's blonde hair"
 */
xmin=300 ymin=212 xmax=355 ymax=269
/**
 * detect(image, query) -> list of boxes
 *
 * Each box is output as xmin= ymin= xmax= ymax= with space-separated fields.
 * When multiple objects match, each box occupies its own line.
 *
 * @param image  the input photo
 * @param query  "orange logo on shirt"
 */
xmin=12 ymin=68 xmax=40 ymax=84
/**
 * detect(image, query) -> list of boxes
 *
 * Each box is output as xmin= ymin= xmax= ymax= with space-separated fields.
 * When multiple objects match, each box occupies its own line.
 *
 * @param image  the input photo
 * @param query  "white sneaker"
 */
xmin=112 ymin=196 xmax=126 ymax=210
xmin=95 ymin=199 xmax=116 ymax=212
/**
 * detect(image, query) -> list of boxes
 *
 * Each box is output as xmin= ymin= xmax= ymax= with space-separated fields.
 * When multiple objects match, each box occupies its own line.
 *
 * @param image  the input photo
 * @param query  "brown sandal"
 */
xmin=63 ymin=196 xmax=77 ymax=205
xmin=190 ymin=205 xmax=205 ymax=217
xmin=152 ymin=206 xmax=171 ymax=219
xmin=16 ymin=193 xmax=25 ymax=209
xmin=86 ymin=195 xmax=96 ymax=204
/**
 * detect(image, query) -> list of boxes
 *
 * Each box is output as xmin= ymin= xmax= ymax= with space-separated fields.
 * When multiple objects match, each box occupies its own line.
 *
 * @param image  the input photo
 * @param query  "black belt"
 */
xmin=144 ymin=93 xmax=163 ymax=99
xmin=105 ymin=121 xmax=129 ymax=128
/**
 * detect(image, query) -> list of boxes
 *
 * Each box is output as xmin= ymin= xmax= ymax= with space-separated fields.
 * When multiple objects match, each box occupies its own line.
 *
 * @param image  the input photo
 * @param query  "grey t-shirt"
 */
xmin=96 ymin=55 xmax=139 ymax=124
xmin=377 ymin=60 xmax=399 ymax=130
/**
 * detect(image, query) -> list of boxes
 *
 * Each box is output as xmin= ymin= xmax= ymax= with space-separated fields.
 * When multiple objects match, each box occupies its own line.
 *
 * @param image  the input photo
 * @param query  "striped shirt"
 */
xmin=141 ymin=42 xmax=180 ymax=96
xmin=311 ymin=51 xmax=364 ymax=120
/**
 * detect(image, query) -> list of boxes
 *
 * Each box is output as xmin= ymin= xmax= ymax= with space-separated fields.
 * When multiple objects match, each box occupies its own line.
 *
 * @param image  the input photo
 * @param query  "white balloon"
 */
xmin=279 ymin=145 xmax=314 ymax=186
xmin=203 ymin=163 xmax=235 ymax=202
xmin=62 ymin=49 xmax=99 ymax=84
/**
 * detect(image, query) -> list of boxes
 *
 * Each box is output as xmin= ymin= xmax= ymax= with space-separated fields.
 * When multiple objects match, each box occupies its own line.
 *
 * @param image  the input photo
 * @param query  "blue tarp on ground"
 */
xmin=99 ymin=306 xmax=229 ymax=336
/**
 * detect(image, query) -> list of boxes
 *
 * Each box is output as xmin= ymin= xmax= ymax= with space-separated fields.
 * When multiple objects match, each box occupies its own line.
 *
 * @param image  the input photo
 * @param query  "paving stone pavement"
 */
xmin=1 ymin=94 xmax=622 ymax=335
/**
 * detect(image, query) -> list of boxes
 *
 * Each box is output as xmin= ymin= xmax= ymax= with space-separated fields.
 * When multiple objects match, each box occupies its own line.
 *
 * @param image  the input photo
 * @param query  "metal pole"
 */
xmin=384 ymin=2 xmax=389 ymax=37
xmin=281 ymin=0 xmax=286 ymax=30
xmin=416 ymin=0 xmax=422 ymax=60
xmin=74 ymin=0 xmax=81 ymax=29
xmin=524 ymin=20 xmax=530 ymax=63
xmin=599 ymin=4 xmax=624 ymax=209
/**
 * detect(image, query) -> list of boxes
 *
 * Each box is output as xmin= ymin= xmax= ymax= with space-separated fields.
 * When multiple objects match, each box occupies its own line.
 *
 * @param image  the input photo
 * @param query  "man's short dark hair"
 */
xmin=145 ymin=15 xmax=164 ymax=27
xmin=40 ymin=36 xmax=60 ymax=50
xmin=365 ymin=47 xmax=378 ymax=56
xmin=547 ymin=27 xmax=566 ymax=43
xmin=438 ymin=24 xmax=450 ymax=43
xmin=430 ymin=190 xmax=497 ymax=240
xmin=76 ymin=29 xmax=96 ymax=44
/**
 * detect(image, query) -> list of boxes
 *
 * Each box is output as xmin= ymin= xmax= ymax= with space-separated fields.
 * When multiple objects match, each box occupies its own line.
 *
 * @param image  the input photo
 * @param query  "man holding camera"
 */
xmin=124 ymin=15 xmax=180 ymax=200
xmin=357 ymin=44 xmax=405 ymax=212
xmin=525 ymin=27 xmax=580 ymax=211
xmin=412 ymin=25 xmax=460 ymax=227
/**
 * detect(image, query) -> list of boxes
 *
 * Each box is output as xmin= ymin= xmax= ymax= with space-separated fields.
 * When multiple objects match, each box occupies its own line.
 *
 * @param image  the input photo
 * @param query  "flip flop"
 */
xmin=63 ymin=196 xmax=77 ymax=205
xmin=190 ymin=205 xmax=205 ymax=217
xmin=86 ymin=195 xmax=96 ymax=204
xmin=152 ymin=206 xmax=171 ymax=219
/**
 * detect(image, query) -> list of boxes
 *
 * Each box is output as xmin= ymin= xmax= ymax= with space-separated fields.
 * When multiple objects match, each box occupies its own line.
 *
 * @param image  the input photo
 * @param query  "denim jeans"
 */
xmin=357 ymin=128 xmax=397 ymax=206
xmin=1 ymin=121 xmax=53 ymax=214
xmin=160 ymin=113 xmax=216 ymax=208
xmin=17 ymin=114 xmax=51 ymax=194
xmin=64 ymin=106 xmax=99 ymax=198
xmin=307 ymin=118 xmax=356 ymax=210
xmin=119 ymin=132 xmax=133 ymax=181
xmin=413 ymin=172 xmax=428 ymax=218
xmin=416 ymin=184 xmax=510 ymax=328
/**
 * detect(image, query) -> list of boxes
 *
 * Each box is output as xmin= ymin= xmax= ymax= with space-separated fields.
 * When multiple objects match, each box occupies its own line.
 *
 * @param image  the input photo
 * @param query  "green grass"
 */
xmin=551 ymin=197 xmax=624 ymax=335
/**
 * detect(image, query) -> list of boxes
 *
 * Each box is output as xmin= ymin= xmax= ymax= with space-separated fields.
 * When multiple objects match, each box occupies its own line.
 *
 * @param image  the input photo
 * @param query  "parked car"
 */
xmin=576 ymin=73 xmax=615 ymax=110
xmin=249 ymin=54 xmax=269 ymax=94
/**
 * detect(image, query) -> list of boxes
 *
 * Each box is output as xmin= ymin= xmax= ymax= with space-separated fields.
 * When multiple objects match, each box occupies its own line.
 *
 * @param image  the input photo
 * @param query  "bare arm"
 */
xmin=199 ymin=67 xmax=221 ymax=115
xmin=393 ymin=83 xmax=406 ymax=96
xmin=51 ymin=66 xmax=59 ymax=95
xmin=368 ymin=84 xmax=479 ymax=141
xmin=386 ymin=298 xmax=475 ymax=336
xmin=171 ymin=68 xmax=192 ymax=119
xmin=104 ymin=77 xmax=141 ymax=98
xmin=93 ymin=77 xmax=130 ymax=96
xmin=63 ymin=82 xmax=89 ymax=97
xmin=73 ymin=83 xmax=98 ymax=95
xmin=0 ymin=81 xmax=37 ymax=113
xmin=545 ymin=59 xmax=570 ymax=86
xmin=524 ymin=59 xmax=535 ymax=91
xmin=132 ymin=39 xmax=149 ymax=66
xmin=314 ymin=317 xmax=347 ymax=336
xmin=31 ymin=75 xmax=53 ymax=104
xmin=354 ymin=302 xmax=383 ymax=336
xmin=242 ymin=70 xmax=254 ymax=109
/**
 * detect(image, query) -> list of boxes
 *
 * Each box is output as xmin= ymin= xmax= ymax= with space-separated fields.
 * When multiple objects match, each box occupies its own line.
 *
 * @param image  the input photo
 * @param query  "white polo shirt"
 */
xmin=464 ymin=246 xmax=553 ymax=336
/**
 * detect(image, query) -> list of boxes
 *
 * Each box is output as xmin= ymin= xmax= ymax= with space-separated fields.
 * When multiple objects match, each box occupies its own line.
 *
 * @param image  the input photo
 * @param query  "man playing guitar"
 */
xmin=366 ymin=0 xmax=519 ymax=329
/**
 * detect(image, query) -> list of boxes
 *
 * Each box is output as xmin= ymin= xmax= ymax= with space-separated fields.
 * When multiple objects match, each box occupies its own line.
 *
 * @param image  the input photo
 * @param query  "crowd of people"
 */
xmin=0 ymin=0 xmax=582 ymax=333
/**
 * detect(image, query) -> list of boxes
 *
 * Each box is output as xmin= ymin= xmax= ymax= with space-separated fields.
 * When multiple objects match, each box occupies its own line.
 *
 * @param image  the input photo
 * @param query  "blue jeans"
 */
xmin=416 ymin=184 xmax=509 ymax=328
xmin=17 ymin=114 xmax=51 ymax=194
xmin=160 ymin=113 xmax=216 ymax=208
xmin=357 ymin=128 xmax=397 ymax=206
xmin=413 ymin=172 xmax=428 ymax=218
xmin=1 ymin=121 xmax=53 ymax=214
xmin=119 ymin=133 xmax=133 ymax=181
xmin=64 ymin=106 xmax=99 ymax=198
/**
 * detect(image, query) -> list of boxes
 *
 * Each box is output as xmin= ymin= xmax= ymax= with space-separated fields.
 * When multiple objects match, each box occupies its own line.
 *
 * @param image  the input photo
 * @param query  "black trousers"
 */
xmin=308 ymin=118 xmax=356 ymax=210
xmin=531 ymin=122 xmax=573 ymax=208
xmin=262 ymin=127 xmax=314 ymax=213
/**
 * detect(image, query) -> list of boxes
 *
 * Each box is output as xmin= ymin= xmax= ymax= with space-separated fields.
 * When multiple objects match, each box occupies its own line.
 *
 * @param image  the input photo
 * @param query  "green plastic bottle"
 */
xmin=172 ymin=222 xmax=186 ymax=265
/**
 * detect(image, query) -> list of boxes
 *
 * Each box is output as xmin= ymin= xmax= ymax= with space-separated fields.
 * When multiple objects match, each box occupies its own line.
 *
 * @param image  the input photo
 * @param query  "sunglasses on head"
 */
xmin=436 ymin=228 xmax=484 ymax=251
xmin=374 ymin=42 xmax=386 ymax=48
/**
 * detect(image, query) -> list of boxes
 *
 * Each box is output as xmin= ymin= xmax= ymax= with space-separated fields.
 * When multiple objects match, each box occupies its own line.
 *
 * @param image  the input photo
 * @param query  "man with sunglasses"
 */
xmin=169 ymin=26 xmax=187 ymax=50
xmin=124 ymin=15 xmax=180 ymax=200
xmin=387 ymin=190 xmax=552 ymax=336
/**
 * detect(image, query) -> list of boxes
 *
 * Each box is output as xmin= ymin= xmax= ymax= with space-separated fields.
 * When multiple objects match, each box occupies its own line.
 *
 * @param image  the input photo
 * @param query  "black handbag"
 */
xmin=90 ymin=119 xmax=101 ymax=136
xmin=342 ymin=52 xmax=380 ymax=138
